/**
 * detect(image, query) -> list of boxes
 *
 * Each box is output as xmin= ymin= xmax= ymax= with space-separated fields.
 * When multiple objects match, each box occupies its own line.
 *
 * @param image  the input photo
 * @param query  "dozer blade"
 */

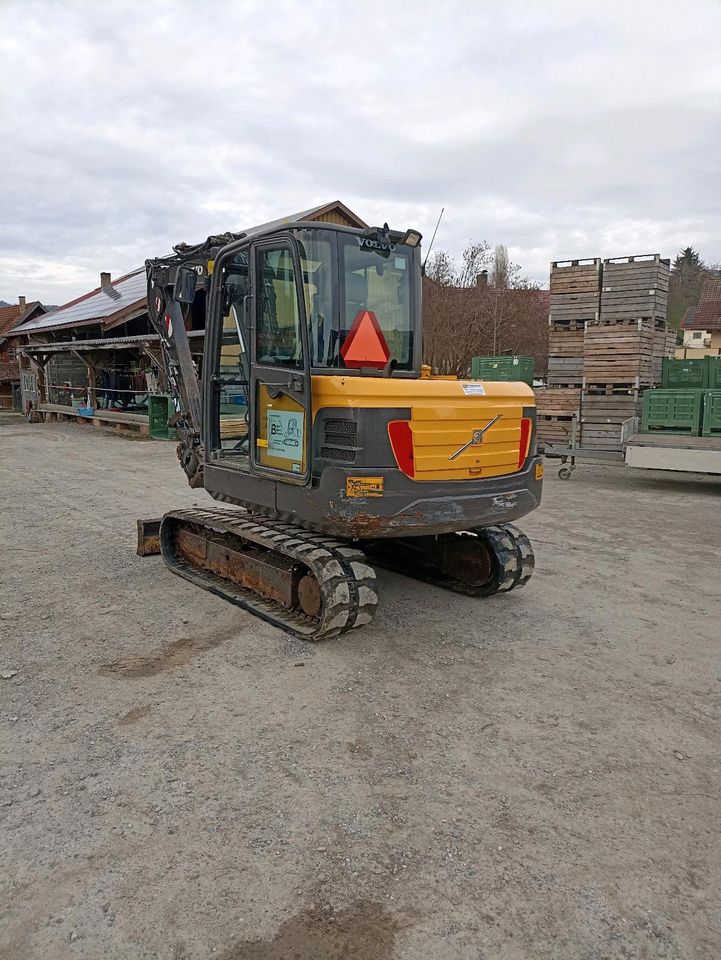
xmin=136 ymin=518 xmax=162 ymax=556
xmin=154 ymin=508 xmax=378 ymax=641
xmin=365 ymin=523 xmax=534 ymax=597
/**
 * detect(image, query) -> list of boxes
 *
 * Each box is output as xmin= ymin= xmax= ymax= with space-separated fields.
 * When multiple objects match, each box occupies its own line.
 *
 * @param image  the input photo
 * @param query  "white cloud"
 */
xmin=0 ymin=0 xmax=720 ymax=303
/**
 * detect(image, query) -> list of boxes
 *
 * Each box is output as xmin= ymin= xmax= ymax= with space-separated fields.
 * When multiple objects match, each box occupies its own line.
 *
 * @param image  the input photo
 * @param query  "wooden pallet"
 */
xmin=550 ymin=293 xmax=600 ymax=316
xmin=579 ymin=383 xmax=641 ymax=451
xmin=550 ymin=259 xmax=602 ymax=296
xmin=581 ymin=392 xmax=641 ymax=423
xmin=548 ymin=356 xmax=583 ymax=377
xmin=535 ymin=387 xmax=581 ymax=417
xmin=548 ymin=301 xmax=601 ymax=324
xmin=549 ymin=328 xmax=585 ymax=356
xmin=600 ymin=255 xmax=670 ymax=323
xmin=548 ymin=318 xmax=586 ymax=332
xmin=652 ymin=324 xmax=678 ymax=382
xmin=582 ymin=380 xmax=644 ymax=394
xmin=578 ymin=422 xmax=624 ymax=450
xmin=583 ymin=317 xmax=656 ymax=385
xmin=537 ymin=415 xmax=576 ymax=445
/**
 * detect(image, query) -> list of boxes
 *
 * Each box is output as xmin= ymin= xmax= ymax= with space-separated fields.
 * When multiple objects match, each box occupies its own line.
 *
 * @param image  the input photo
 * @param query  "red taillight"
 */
xmin=388 ymin=420 xmax=415 ymax=478
xmin=518 ymin=416 xmax=532 ymax=469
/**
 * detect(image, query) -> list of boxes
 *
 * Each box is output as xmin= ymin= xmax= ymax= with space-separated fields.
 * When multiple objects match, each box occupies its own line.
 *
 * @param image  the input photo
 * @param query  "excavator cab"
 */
xmin=201 ymin=225 xmax=420 ymax=491
xmin=145 ymin=217 xmax=541 ymax=641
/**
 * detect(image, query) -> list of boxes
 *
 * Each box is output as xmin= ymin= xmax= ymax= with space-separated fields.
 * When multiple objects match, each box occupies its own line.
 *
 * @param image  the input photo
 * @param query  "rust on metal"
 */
xmin=174 ymin=526 xmax=302 ymax=610
xmin=297 ymin=574 xmax=322 ymax=618
xmin=136 ymin=518 xmax=162 ymax=556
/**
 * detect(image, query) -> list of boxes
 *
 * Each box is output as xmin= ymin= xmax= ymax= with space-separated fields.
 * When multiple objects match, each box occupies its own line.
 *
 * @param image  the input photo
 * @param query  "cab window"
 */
xmin=256 ymin=247 xmax=303 ymax=369
xmin=218 ymin=255 xmax=250 ymax=453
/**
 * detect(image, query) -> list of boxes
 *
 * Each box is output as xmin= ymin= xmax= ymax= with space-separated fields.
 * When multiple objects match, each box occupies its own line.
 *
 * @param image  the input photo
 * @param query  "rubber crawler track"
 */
xmin=160 ymin=508 xmax=378 ymax=641
xmin=476 ymin=523 xmax=535 ymax=595
xmin=364 ymin=523 xmax=535 ymax=598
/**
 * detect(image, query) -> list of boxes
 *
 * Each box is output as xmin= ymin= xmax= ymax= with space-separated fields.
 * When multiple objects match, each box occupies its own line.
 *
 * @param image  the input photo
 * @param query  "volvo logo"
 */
xmin=357 ymin=236 xmax=394 ymax=255
xmin=449 ymin=415 xmax=503 ymax=461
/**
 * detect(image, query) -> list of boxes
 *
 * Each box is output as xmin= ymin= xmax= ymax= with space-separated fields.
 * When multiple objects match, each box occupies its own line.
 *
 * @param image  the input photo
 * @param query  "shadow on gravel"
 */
xmin=219 ymin=901 xmax=397 ymax=960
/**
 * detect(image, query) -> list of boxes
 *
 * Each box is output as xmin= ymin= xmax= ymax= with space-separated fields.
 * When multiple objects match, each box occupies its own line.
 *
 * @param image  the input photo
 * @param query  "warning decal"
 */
xmin=346 ymin=477 xmax=385 ymax=498
xmin=340 ymin=310 xmax=391 ymax=370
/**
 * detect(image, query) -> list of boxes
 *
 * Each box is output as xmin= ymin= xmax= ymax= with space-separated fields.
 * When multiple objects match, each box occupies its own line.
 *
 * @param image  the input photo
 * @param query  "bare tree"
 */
xmin=491 ymin=244 xmax=510 ymax=289
xmin=422 ymin=241 xmax=548 ymax=377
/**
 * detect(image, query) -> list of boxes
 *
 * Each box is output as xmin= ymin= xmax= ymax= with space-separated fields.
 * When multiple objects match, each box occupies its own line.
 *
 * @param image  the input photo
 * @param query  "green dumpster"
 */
xmin=471 ymin=356 xmax=534 ymax=386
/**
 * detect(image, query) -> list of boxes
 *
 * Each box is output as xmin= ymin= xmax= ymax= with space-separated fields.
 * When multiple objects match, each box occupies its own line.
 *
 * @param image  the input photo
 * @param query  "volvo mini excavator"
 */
xmin=141 ymin=210 xmax=543 ymax=640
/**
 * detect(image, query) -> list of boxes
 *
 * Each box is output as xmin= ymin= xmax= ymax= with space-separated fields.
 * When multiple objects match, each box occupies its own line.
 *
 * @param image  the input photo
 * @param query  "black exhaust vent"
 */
xmin=321 ymin=419 xmax=358 ymax=463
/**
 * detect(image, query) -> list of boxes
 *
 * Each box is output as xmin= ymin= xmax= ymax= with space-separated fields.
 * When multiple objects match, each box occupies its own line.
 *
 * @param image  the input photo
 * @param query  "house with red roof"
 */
xmin=0 ymin=297 xmax=47 ymax=409
xmin=679 ymin=278 xmax=721 ymax=357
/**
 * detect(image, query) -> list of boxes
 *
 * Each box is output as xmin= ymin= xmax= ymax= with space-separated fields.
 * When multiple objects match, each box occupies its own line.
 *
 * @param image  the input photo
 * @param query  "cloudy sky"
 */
xmin=1 ymin=0 xmax=720 ymax=304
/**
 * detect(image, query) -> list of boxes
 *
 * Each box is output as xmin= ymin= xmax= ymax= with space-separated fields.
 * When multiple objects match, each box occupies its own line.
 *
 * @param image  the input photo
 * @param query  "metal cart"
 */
xmin=541 ymin=416 xmax=636 ymax=479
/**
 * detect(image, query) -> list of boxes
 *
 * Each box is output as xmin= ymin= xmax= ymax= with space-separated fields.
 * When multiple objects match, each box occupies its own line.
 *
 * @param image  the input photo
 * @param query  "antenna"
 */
xmin=422 ymin=207 xmax=445 ymax=275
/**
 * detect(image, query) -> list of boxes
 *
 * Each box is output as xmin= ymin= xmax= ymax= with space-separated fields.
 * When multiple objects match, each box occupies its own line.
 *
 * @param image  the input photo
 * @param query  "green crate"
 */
xmin=705 ymin=356 xmax=721 ymax=390
xmin=471 ymin=355 xmax=534 ymax=385
xmin=148 ymin=394 xmax=177 ymax=440
xmin=641 ymin=389 xmax=704 ymax=435
xmin=661 ymin=357 xmax=708 ymax=389
xmin=702 ymin=389 xmax=721 ymax=436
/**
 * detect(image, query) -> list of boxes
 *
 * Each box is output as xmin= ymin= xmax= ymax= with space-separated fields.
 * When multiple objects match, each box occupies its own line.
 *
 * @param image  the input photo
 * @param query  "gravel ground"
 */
xmin=1 ymin=418 xmax=720 ymax=960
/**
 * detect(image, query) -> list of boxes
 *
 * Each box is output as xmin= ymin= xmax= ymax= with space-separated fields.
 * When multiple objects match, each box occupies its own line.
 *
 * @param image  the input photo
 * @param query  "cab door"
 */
xmin=249 ymin=238 xmax=312 ymax=485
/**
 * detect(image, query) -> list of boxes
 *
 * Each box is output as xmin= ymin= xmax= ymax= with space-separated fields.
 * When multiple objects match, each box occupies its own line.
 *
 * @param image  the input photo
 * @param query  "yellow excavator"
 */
xmin=142 ymin=211 xmax=542 ymax=640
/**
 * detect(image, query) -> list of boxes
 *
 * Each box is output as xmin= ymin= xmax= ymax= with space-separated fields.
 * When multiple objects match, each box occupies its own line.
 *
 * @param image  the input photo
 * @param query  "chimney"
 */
xmin=100 ymin=272 xmax=112 ymax=288
xmin=18 ymin=295 xmax=26 ymax=312
xmin=476 ymin=270 xmax=488 ymax=287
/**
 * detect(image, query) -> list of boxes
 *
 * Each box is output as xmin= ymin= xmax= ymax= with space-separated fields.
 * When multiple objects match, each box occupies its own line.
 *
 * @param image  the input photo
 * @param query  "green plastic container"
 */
xmin=148 ymin=395 xmax=177 ymax=440
xmin=471 ymin=355 xmax=534 ymax=386
xmin=641 ymin=389 xmax=704 ymax=435
xmin=702 ymin=389 xmax=721 ymax=436
xmin=705 ymin=356 xmax=721 ymax=390
xmin=661 ymin=358 xmax=708 ymax=390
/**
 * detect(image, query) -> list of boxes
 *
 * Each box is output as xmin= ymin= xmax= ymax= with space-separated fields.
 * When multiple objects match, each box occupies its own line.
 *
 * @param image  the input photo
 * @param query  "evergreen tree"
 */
xmin=668 ymin=246 xmax=709 ymax=328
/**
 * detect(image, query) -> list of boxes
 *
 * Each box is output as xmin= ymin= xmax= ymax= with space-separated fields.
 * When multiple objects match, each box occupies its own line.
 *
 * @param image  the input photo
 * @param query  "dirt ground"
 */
xmin=1 ymin=417 xmax=720 ymax=960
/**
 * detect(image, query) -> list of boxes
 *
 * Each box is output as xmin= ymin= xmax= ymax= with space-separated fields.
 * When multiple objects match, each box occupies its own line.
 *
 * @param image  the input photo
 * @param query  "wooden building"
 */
xmin=15 ymin=202 xmax=366 ymax=433
xmin=0 ymin=298 xmax=47 ymax=409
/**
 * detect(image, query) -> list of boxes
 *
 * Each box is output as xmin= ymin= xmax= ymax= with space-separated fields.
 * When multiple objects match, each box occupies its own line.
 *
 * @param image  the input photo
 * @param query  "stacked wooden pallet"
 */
xmin=583 ymin=317 xmax=656 ymax=390
xmin=539 ymin=261 xmax=601 ymax=439
xmin=600 ymin=255 xmax=670 ymax=323
xmin=580 ymin=316 xmax=670 ymax=449
xmin=579 ymin=392 xmax=642 ymax=449
xmin=539 ymin=253 xmax=677 ymax=452
xmin=547 ymin=322 xmax=585 ymax=386
xmin=653 ymin=324 xmax=678 ymax=384
xmin=535 ymin=387 xmax=580 ymax=446
xmin=550 ymin=259 xmax=601 ymax=325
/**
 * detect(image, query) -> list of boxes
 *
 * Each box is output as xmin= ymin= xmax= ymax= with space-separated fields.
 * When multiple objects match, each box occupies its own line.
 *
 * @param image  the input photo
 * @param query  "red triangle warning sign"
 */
xmin=340 ymin=310 xmax=391 ymax=370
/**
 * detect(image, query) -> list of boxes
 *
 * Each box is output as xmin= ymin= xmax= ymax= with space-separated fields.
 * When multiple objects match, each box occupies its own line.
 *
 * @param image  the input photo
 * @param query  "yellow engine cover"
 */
xmin=311 ymin=376 xmax=535 ymax=481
